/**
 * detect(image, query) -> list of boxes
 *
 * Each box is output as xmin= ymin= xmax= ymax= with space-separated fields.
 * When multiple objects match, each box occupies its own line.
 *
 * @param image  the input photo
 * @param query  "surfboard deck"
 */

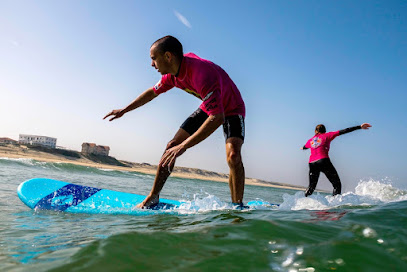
xmin=17 ymin=178 xmax=277 ymax=215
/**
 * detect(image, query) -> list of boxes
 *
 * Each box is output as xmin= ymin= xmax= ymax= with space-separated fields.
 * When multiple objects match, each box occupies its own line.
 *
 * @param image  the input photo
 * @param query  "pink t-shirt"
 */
xmin=153 ymin=53 xmax=245 ymax=117
xmin=305 ymin=131 xmax=340 ymax=163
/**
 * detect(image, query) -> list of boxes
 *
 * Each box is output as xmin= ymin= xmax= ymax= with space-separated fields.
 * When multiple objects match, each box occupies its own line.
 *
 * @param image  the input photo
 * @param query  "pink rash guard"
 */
xmin=305 ymin=131 xmax=340 ymax=163
xmin=152 ymin=53 xmax=245 ymax=117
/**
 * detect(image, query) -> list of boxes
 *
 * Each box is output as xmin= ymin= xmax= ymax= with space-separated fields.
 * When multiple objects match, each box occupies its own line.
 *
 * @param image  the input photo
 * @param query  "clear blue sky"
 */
xmin=1 ymin=0 xmax=406 ymax=191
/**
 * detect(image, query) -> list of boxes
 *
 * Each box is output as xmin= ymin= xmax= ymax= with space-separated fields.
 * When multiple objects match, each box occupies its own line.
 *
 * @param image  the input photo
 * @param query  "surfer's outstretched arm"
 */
xmin=103 ymin=87 xmax=158 ymax=121
xmin=339 ymin=123 xmax=371 ymax=135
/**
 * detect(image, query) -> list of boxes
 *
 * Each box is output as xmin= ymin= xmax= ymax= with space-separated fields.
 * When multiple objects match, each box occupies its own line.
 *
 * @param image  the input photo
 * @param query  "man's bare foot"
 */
xmin=136 ymin=194 xmax=159 ymax=209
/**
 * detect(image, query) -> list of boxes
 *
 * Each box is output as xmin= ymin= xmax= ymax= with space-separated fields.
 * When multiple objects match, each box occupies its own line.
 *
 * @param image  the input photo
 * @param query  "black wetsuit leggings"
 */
xmin=305 ymin=158 xmax=341 ymax=197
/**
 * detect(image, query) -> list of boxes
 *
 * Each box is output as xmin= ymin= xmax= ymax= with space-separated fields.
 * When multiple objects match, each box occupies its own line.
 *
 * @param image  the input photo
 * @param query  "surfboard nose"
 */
xmin=17 ymin=178 xmax=68 ymax=209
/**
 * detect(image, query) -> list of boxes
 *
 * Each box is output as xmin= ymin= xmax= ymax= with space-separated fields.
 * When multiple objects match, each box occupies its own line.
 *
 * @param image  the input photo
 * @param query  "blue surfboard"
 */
xmin=17 ymin=178 xmax=180 ymax=215
xmin=17 ymin=178 xmax=278 ymax=215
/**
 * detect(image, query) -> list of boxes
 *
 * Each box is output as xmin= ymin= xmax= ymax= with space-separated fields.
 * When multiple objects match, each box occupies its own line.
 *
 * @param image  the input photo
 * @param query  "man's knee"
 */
xmin=326 ymin=172 xmax=341 ymax=186
xmin=227 ymin=150 xmax=242 ymax=167
xmin=226 ymin=137 xmax=243 ymax=167
xmin=165 ymin=128 xmax=190 ymax=151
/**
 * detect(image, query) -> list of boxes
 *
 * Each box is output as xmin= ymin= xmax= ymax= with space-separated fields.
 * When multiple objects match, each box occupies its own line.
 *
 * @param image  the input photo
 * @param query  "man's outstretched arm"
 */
xmin=103 ymin=87 xmax=158 ymax=121
xmin=339 ymin=123 xmax=371 ymax=135
xmin=159 ymin=112 xmax=225 ymax=168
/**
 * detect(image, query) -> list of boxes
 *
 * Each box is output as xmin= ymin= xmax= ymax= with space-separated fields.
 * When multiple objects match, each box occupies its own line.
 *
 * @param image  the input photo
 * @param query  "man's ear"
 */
xmin=164 ymin=51 xmax=172 ymax=61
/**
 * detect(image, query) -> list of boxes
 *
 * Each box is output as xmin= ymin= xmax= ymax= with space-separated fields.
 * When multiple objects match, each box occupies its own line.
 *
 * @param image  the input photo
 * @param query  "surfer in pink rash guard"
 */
xmin=301 ymin=123 xmax=372 ymax=197
xmin=104 ymin=36 xmax=246 ymax=208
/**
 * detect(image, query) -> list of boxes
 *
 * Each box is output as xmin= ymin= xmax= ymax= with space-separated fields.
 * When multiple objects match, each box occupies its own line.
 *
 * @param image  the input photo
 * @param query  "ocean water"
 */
xmin=1 ymin=158 xmax=406 ymax=272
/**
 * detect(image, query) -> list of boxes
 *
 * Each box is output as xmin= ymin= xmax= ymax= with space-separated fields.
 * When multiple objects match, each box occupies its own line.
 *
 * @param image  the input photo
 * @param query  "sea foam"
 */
xmin=279 ymin=179 xmax=407 ymax=211
xmin=178 ymin=192 xmax=231 ymax=213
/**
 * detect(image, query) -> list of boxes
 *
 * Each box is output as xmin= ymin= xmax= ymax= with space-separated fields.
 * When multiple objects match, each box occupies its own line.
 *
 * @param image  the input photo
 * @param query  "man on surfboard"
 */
xmin=301 ymin=123 xmax=372 ymax=197
xmin=104 ymin=36 xmax=246 ymax=208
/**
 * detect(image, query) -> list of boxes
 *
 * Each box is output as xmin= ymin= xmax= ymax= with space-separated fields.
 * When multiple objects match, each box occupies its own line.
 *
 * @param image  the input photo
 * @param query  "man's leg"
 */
xmin=226 ymin=137 xmax=245 ymax=204
xmin=305 ymin=162 xmax=320 ymax=197
xmin=138 ymin=128 xmax=190 ymax=207
xmin=137 ymin=108 xmax=208 ymax=208
xmin=323 ymin=159 xmax=342 ymax=196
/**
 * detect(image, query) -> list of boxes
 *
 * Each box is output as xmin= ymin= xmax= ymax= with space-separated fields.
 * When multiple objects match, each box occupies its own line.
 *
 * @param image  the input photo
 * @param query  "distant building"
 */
xmin=19 ymin=134 xmax=57 ymax=148
xmin=0 ymin=137 xmax=17 ymax=144
xmin=81 ymin=143 xmax=110 ymax=156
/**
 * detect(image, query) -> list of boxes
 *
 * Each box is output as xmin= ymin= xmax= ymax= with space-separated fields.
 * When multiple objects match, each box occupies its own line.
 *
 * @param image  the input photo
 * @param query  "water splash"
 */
xmin=279 ymin=179 xmax=407 ymax=210
xmin=178 ymin=192 xmax=230 ymax=213
xmin=354 ymin=179 xmax=407 ymax=202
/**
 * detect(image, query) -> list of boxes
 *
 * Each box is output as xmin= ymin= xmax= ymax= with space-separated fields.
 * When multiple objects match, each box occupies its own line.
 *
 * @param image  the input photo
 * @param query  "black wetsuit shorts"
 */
xmin=180 ymin=108 xmax=245 ymax=142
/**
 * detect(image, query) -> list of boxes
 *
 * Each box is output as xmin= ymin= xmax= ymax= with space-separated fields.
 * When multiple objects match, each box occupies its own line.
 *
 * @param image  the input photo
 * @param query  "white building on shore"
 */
xmin=19 ymin=134 xmax=57 ymax=148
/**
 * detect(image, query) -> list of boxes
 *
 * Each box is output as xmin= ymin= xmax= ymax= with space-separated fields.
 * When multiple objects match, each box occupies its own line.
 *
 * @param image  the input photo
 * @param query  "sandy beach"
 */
xmin=0 ymin=144 xmax=305 ymax=191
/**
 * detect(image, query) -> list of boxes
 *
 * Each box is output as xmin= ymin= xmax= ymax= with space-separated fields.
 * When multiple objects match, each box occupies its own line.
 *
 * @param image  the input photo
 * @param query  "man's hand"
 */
xmin=103 ymin=88 xmax=158 ymax=122
xmin=361 ymin=123 xmax=372 ymax=130
xmin=103 ymin=109 xmax=125 ymax=121
xmin=159 ymin=144 xmax=187 ymax=169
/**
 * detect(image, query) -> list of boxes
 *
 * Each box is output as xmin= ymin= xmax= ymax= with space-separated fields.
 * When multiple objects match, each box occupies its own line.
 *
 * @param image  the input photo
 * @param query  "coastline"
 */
xmin=0 ymin=144 xmax=305 ymax=191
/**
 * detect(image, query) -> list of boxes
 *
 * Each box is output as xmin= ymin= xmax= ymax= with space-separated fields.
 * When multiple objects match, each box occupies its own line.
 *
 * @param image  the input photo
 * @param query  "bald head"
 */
xmin=151 ymin=35 xmax=183 ymax=61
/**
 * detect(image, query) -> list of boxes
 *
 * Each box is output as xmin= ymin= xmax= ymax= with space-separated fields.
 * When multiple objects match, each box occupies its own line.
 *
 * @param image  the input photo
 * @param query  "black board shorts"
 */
xmin=180 ymin=108 xmax=245 ymax=142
